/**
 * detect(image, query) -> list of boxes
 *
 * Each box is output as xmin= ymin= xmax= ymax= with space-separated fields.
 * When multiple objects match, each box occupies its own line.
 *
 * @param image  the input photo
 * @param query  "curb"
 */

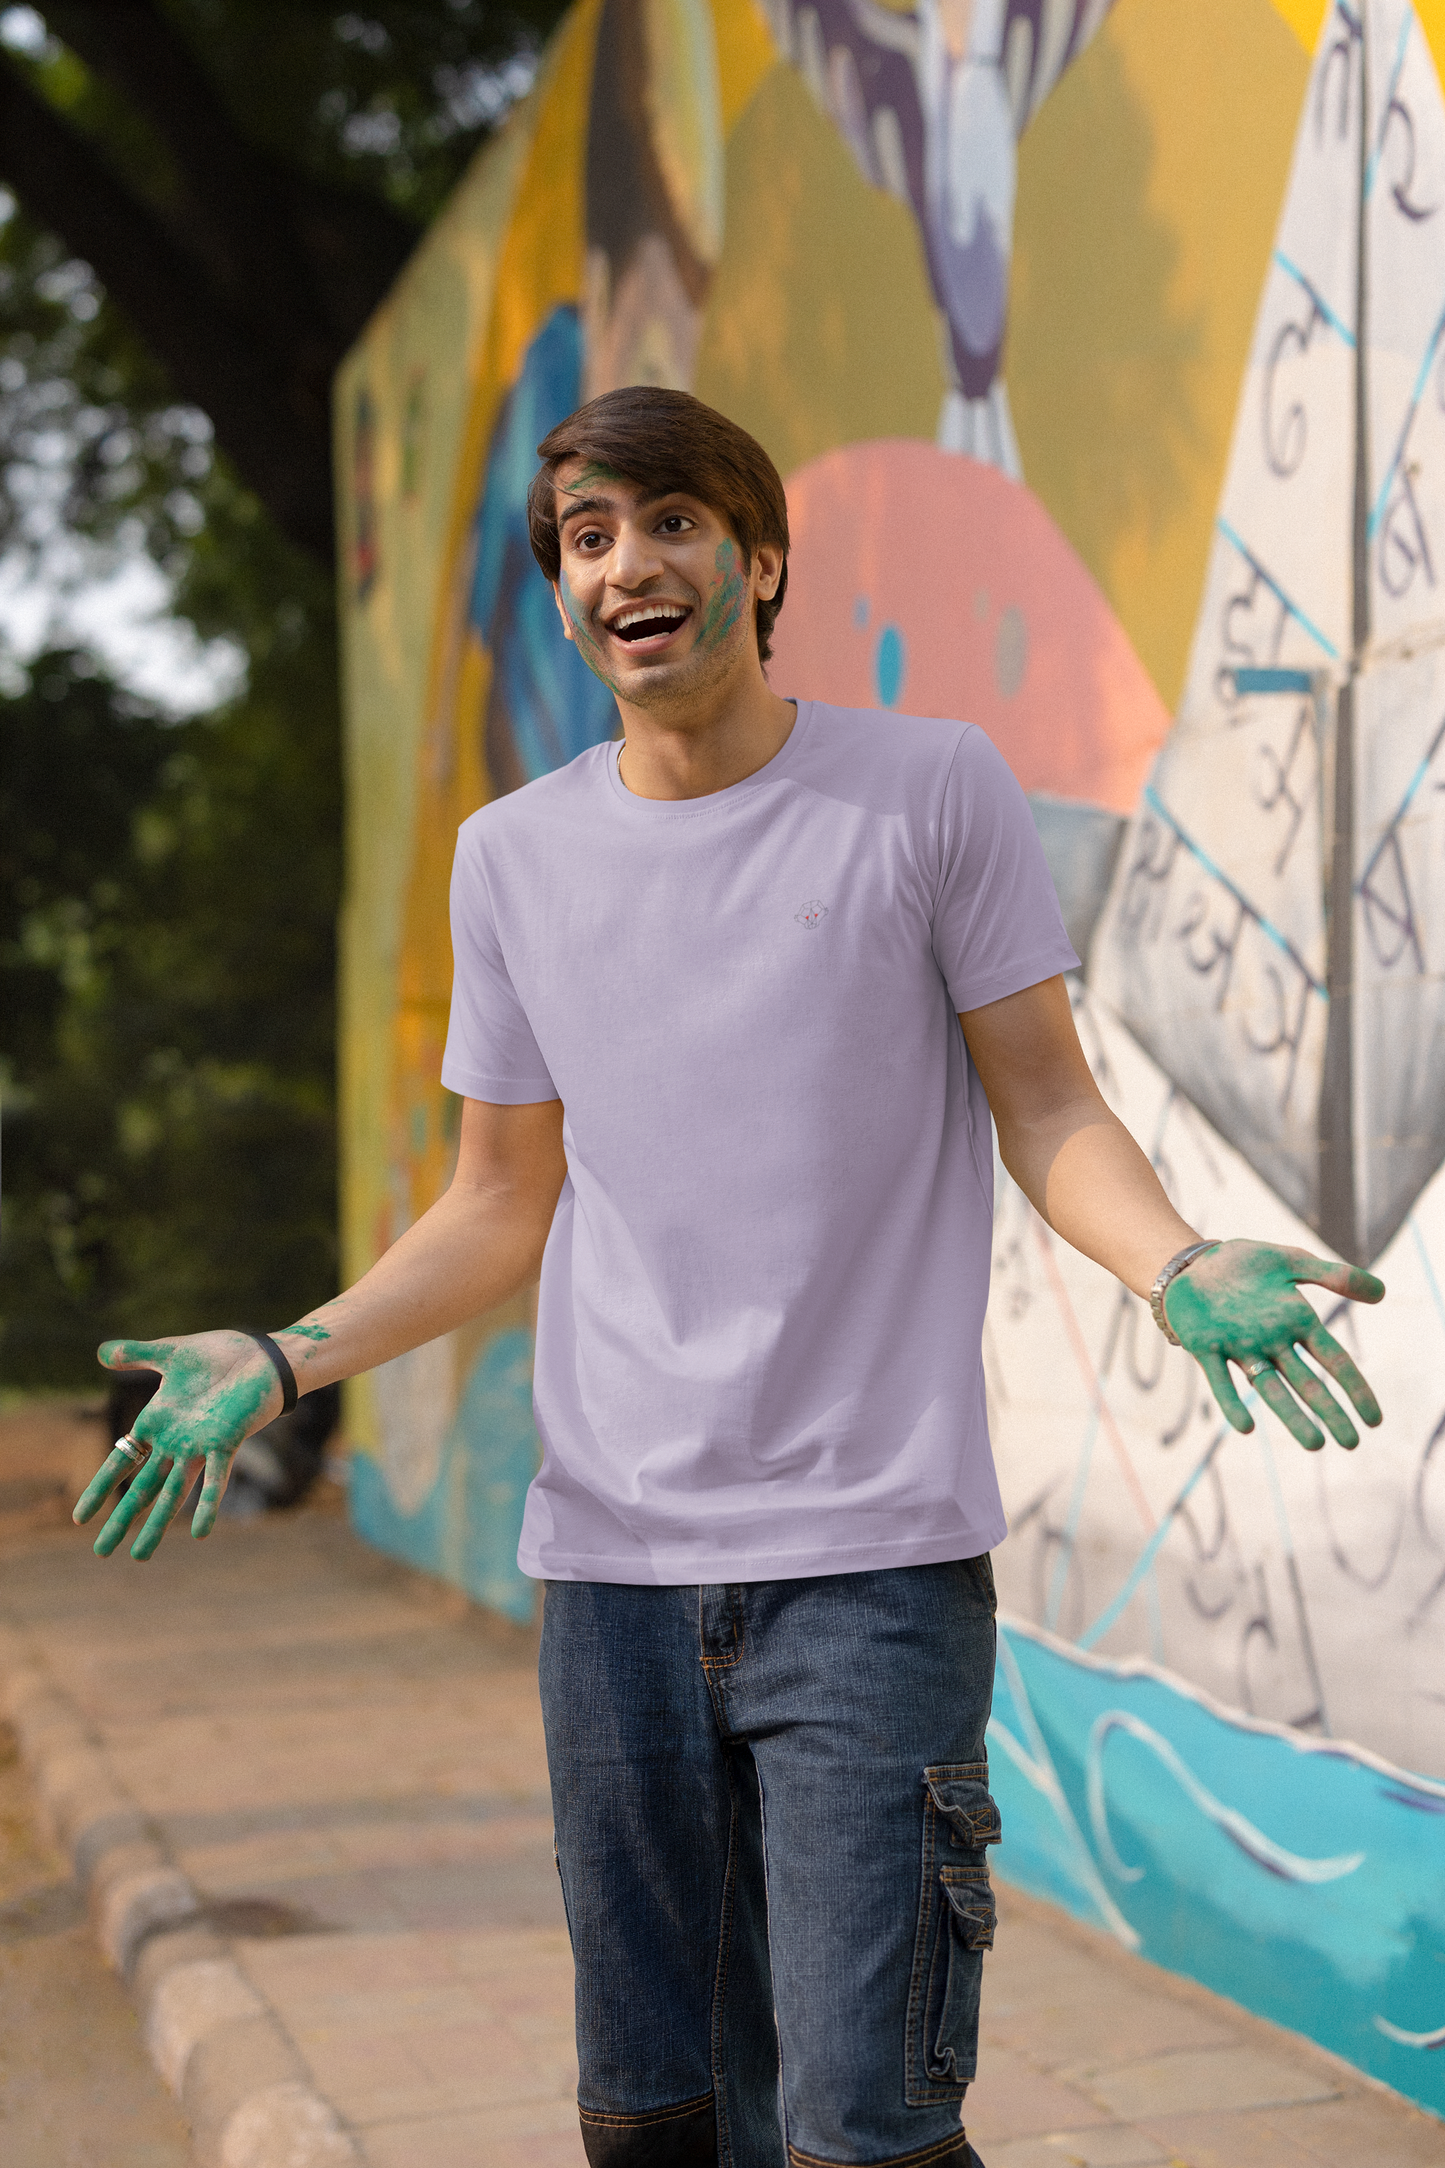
xmin=0 ymin=1622 xmax=361 ymax=2167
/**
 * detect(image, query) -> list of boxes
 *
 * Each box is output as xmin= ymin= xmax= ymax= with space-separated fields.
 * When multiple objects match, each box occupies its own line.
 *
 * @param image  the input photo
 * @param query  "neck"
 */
xmin=614 ymin=663 xmax=796 ymax=801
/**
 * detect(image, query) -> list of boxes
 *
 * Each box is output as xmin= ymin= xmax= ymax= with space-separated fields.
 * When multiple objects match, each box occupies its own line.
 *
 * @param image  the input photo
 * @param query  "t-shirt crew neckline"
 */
xmin=605 ymin=697 xmax=811 ymax=816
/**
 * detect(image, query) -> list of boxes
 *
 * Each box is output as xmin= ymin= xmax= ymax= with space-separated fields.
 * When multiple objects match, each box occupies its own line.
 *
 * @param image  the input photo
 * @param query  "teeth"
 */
xmin=611 ymin=603 xmax=687 ymax=632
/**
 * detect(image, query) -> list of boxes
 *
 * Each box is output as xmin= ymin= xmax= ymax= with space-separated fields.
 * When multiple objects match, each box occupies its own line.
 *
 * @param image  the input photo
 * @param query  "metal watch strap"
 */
xmin=239 ymin=1329 xmax=298 ymax=1414
xmin=1148 ymin=1242 xmax=1220 ymax=1347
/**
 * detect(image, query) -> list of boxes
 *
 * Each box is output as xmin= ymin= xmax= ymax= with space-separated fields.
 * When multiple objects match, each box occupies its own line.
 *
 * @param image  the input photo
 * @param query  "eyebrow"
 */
xmin=556 ymin=488 xmax=690 ymax=532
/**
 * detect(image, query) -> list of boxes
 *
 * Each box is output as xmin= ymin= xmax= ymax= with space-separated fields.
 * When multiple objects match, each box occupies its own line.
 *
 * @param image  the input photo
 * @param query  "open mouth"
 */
xmin=606 ymin=601 xmax=691 ymax=646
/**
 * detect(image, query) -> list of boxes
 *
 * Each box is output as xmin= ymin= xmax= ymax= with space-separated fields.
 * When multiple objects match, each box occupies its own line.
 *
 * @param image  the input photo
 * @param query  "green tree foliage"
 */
xmin=0 ymin=1 xmax=568 ymax=554
xmin=1 ymin=574 xmax=342 ymax=1384
xmin=0 ymin=4 xmax=566 ymax=1385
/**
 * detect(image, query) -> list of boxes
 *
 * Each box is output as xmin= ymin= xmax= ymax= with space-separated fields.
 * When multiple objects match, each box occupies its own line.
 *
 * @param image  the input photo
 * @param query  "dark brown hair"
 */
xmin=527 ymin=387 xmax=790 ymax=662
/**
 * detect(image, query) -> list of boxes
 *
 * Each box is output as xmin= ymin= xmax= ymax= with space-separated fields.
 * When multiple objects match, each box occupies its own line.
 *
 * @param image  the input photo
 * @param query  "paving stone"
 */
xmin=358 ymin=2097 xmax=586 ymax=2168
xmin=964 ymin=2042 xmax=1111 ymax=2142
xmin=1278 ymin=2090 xmax=1445 ymax=2165
xmin=1139 ymin=2090 xmax=1445 ymax=2168
xmin=240 ymin=1924 xmax=579 ymax=2129
xmin=988 ymin=2140 xmax=1166 ymax=2168
xmin=1042 ymin=2128 xmax=1169 ymax=2165
xmin=981 ymin=2144 xmax=1075 ymax=2168
xmin=1088 ymin=2044 xmax=1339 ymax=2120
xmin=1126 ymin=2105 xmax=1342 ymax=2166
xmin=983 ymin=1909 xmax=1234 ymax=2083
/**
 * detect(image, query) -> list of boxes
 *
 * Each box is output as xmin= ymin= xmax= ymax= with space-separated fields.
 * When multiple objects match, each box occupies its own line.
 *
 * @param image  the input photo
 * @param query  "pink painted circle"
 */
xmin=769 ymin=440 xmax=1169 ymax=816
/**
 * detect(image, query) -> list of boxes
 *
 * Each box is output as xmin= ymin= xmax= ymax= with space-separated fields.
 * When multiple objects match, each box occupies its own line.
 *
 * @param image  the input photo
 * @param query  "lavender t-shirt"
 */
xmin=440 ymin=700 xmax=1077 ymax=1584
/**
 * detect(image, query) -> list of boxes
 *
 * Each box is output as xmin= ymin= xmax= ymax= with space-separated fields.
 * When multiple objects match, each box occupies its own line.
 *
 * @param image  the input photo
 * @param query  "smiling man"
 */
xmin=79 ymin=388 xmax=1386 ymax=2168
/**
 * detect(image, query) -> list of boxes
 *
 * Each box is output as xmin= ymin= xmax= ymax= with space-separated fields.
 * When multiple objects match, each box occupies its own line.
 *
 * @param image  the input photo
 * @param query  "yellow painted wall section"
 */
xmin=694 ymin=63 xmax=947 ymax=477
xmin=1269 ymin=0 xmax=1328 ymax=45
xmin=1010 ymin=0 xmax=1310 ymax=712
xmin=712 ymin=0 xmax=777 ymax=128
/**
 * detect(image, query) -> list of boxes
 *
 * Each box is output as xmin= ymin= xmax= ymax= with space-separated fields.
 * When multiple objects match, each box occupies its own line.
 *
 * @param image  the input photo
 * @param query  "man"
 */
xmin=80 ymin=388 xmax=1385 ymax=2168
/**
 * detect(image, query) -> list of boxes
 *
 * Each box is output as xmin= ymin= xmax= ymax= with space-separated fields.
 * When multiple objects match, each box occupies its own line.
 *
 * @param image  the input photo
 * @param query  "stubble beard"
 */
xmin=609 ymin=611 xmax=752 ymax=719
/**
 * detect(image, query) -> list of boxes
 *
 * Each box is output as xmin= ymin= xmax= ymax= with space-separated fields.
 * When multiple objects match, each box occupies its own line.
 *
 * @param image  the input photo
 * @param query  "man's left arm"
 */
xmin=959 ymin=976 xmax=1385 ymax=1451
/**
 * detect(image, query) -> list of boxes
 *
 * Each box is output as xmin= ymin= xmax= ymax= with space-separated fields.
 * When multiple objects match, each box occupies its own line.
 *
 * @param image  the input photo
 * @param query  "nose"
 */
xmin=609 ymin=516 xmax=665 ymax=592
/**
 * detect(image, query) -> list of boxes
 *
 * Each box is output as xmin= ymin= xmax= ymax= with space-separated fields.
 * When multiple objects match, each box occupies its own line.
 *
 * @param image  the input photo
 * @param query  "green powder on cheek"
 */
xmin=697 ymin=540 xmax=746 ymax=652
xmin=559 ymin=572 xmax=620 ymax=691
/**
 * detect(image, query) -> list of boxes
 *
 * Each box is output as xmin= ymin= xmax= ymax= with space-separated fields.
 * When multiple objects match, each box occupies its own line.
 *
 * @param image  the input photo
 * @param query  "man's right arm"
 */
xmin=272 ymin=1096 xmax=566 ymax=1396
xmin=76 ymin=1097 xmax=566 ymax=1559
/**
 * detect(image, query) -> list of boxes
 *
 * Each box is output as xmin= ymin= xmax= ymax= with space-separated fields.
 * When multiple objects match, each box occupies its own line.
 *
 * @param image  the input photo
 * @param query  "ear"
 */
xmin=753 ymin=542 xmax=784 ymax=602
xmin=551 ymin=579 xmax=576 ymax=645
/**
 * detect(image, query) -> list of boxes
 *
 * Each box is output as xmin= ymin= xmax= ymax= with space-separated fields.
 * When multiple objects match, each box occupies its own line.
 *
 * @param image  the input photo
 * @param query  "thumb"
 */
xmin=97 ymin=1338 xmax=168 ymax=1374
xmin=1287 ymin=1255 xmax=1385 ymax=1305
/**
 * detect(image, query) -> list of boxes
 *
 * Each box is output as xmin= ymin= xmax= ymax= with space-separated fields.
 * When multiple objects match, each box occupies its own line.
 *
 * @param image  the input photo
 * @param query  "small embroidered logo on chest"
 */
xmin=794 ymin=898 xmax=829 ymax=930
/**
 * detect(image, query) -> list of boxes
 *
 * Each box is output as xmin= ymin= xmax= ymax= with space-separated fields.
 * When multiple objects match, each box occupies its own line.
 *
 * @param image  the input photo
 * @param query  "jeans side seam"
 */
xmin=708 ymin=1768 xmax=741 ymax=2168
xmin=754 ymin=1756 xmax=790 ymax=2158
xmin=904 ymin=1783 xmax=937 ymax=2105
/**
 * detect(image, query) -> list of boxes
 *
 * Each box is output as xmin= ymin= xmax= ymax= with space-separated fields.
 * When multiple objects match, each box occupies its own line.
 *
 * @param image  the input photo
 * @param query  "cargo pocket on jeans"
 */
xmin=906 ymin=1764 xmax=1001 ymax=2103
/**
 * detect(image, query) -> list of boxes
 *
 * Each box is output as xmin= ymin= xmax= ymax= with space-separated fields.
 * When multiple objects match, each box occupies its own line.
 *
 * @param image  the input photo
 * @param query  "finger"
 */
xmin=97 ymin=1337 xmax=170 ymax=1373
xmin=1299 ymin=1322 xmax=1383 ymax=1427
xmin=74 ymin=1446 xmax=143 ymax=1524
xmin=190 ymin=1450 xmax=234 ymax=1540
xmin=92 ymin=1455 xmax=170 ymax=1557
xmin=1200 ymin=1351 xmax=1254 ymax=1433
xmin=1286 ymin=1254 xmax=1385 ymax=1306
xmin=1253 ymin=1366 xmax=1326 ymax=1451
xmin=131 ymin=1459 xmax=200 ymax=1562
xmin=1272 ymin=1346 xmax=1358 ymax=1449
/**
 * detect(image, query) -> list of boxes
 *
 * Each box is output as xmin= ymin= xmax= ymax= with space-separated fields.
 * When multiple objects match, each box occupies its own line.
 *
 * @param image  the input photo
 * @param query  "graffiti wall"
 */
xmin=335 ymin=0 xmax=1445 ymax=2111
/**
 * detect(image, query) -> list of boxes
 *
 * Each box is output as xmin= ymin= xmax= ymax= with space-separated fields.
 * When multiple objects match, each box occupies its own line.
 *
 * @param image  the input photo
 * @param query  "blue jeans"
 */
xmin=539 ymin=1559 xmax=999 ymax=2168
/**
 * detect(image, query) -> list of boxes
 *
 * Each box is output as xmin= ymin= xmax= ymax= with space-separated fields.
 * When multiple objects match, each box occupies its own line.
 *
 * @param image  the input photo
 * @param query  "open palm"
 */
xmin=75 ymin=1331 xmax=284 ymax=1559
xmin=1164 ymin=1241 xmax=1385 ymax=1451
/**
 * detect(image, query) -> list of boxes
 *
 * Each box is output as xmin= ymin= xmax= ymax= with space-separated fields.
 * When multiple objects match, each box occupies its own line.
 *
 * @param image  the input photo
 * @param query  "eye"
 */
xmin=656 ymin=513 xmax=694 ymax=535
xmin=574 ymin=528 xmax=607 ymax=550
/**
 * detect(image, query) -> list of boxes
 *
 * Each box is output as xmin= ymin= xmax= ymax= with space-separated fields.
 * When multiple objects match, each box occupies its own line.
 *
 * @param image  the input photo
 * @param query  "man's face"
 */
xmin=550 ymin=460 xmax=778 ymax=709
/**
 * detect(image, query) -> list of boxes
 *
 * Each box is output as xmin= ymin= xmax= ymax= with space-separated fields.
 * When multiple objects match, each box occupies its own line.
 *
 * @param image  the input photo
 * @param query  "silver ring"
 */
xmin=1243 ymin=1359 xmax=1273 ymax=1382
xmin=115 ymin=1432 xmax=150 ymax=1466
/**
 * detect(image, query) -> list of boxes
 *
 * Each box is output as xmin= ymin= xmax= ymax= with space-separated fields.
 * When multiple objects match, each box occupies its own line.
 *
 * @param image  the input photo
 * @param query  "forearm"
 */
xmin=270 ymin=1180 xmax=551 ymax=1395
xmin=961 ymin=982 xmax=1384 ymax=1455
xmin=998 ymin=1100 xmax=1200 ymax=1299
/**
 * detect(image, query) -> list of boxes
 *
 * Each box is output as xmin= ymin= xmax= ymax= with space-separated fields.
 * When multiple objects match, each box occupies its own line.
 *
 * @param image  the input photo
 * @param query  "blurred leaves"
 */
xmin=0 ymin=1 xmax=568 ymax=555
xmin=0 ymin=3 xmax=581 ymax=1379
xmin=0 ymin=192 xmax=209 ymax=575
xmin=1 ymin=606 xmax=342 ymax=1382
xmin=161 ymin=1 xmax=562 ymax=224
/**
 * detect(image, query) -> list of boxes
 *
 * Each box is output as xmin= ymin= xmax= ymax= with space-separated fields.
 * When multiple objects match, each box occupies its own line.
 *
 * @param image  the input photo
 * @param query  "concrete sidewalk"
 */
xmin=0 ymin=1419 xmax=1439 ymax=2168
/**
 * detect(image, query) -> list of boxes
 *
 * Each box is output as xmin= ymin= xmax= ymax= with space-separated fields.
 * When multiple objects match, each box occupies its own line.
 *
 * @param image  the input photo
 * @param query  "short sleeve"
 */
xmin=930 ymin=727 xmax=1080 ymax=1011
xmin=440 ymin=820 xmax=559 ymax=1104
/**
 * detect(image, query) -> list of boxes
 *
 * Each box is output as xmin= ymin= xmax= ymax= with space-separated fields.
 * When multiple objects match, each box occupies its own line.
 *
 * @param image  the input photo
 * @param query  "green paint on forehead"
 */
xmin=560 ymin=460 xmax=626 ymax=493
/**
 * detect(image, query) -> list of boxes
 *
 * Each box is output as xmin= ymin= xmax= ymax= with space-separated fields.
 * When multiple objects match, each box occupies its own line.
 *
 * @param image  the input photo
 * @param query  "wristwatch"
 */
xmin=1148 ymin=1241 xmax=1220 ymax=1346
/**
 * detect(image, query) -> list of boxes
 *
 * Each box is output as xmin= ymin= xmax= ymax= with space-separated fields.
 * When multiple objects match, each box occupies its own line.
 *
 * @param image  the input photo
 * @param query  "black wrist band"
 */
xmin=239 ymin=1329 xmax=298 ymax=1414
